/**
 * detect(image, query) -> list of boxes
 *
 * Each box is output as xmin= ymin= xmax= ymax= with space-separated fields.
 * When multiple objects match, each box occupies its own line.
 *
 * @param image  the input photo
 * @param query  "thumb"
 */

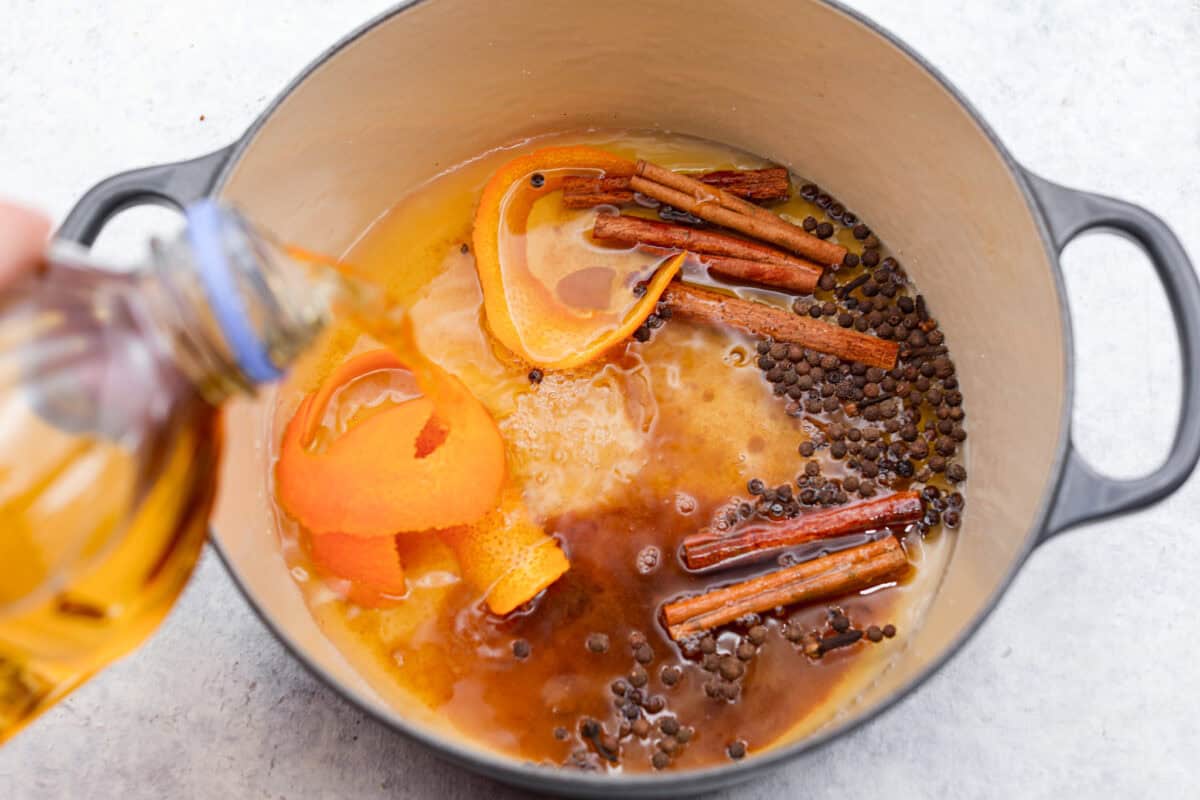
xmin=0 ymin=200 xmax=52 ymax=287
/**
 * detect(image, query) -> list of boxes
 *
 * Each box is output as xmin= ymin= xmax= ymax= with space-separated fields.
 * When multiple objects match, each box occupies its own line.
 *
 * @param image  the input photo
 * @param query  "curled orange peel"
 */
xmin=472 ymin=145 xmax=685 ymax=369
xmin=310 ymin=532 xmax=406 ymax=607
xmin=439 ymin=492 xmax=569 ymax=616
xmin=276 ymin=346 xmax=506 ymax=538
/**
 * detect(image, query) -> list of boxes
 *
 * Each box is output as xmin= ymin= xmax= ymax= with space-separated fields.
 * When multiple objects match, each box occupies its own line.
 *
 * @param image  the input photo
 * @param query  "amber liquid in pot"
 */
xmin=269 ymin=131 xmax=958 ymax=772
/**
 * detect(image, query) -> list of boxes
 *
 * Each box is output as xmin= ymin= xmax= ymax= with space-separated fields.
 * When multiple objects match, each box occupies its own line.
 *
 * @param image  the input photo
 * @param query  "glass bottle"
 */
xmin=0 ymin=200 xmax=334 ymax=742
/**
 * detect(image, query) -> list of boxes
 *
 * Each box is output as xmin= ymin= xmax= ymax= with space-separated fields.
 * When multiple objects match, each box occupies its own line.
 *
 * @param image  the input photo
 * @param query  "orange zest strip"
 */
xmin=472 ymin=145 xmax=684 ymax=369
xmin=439 ymin=493 xmax=569 ymax=616
xmin=276 ymin=348 xmax=506 ymax=537
xmin=310 ymin=532 xmax=406 ymax=607
xmin=300 ymin=349 xmax=409 ymax=447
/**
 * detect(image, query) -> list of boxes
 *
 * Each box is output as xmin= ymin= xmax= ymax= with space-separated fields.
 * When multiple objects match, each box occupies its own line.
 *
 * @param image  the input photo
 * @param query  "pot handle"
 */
xmin=1022 ymin=168 xmax=1200 ymax=541
xmin=57 ymin=145 xmax=235 ymax=245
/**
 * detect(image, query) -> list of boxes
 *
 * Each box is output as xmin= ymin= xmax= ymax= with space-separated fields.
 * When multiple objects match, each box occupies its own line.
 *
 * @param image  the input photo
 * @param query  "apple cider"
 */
xmin=270 ymin=131 xmax=967 ymax=772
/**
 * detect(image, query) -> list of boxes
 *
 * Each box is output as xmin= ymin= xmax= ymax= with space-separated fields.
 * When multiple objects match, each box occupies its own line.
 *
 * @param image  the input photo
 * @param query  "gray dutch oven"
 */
xmin=57 ymin=1 xmax=1200 ymax=796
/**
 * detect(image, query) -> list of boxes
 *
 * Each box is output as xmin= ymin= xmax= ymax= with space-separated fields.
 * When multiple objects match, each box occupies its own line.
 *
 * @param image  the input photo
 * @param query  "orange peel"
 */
xmin=439 ymin=492 xmax=569 ymax=616
xmin=310 ymin=532 xmax=406 ymax=606
xmin=276 ymin=348 xmax=506 ymax=537
xmin=472 ymin=145 xmax=685 ymax=369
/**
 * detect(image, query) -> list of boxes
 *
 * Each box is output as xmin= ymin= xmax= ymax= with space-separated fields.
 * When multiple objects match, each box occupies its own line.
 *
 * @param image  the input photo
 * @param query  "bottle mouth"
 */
xmin=185 ymin=200 xmax=286 ymax=385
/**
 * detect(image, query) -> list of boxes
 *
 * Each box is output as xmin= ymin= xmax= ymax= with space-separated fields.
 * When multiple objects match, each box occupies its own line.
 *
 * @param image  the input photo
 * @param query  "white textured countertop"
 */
xmin=2 ymin=1 xmax=1198 ymax=797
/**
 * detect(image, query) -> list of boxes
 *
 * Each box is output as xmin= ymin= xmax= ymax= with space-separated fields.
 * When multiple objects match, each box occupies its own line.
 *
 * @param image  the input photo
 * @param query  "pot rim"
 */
xmin=209 ymin=0 xmax=1074 ymax=793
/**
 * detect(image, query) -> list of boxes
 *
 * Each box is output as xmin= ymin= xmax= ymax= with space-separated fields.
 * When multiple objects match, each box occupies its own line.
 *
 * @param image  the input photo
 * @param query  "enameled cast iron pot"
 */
xmin=57 ymin=1 xmax=1200 ymax=796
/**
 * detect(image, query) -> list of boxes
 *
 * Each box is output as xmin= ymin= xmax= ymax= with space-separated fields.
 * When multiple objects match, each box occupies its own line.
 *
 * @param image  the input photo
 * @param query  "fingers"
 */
xmin=0 ymin=200 xmax=52 ymax=287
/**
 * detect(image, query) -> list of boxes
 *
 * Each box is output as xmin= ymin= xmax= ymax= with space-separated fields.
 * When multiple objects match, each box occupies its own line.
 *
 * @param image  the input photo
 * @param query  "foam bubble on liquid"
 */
xmin=501 ymin=370 xmax=649 ymax=519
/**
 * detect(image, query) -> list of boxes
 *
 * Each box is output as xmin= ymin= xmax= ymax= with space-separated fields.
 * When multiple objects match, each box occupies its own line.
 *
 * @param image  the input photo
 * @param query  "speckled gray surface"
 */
xmin=2 ymin=1 xmax=1198 ymax=798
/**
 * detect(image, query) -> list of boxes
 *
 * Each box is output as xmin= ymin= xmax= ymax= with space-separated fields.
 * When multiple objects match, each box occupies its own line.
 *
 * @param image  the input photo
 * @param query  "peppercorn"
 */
xmin=629 ymin=665 xmax=648 ymax=687
xmin=660 ymin=665 xmax=681 ymax=687
xmin=718 ymin=656 xmax=745 ymax=681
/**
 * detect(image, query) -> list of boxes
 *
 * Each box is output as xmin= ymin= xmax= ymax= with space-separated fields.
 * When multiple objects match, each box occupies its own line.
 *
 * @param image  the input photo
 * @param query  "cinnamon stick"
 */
xmin=699 ymin=167 xmax=791 ymax=200
xmin=562 ymin=176 xmax=638 ymax=208
xmin=593 ymin=214 xmax=808 ymax=268
xmin=637 ymin=246 xmax=820 ymax=295
xmin=681 ymin=491 xmax=924 ymax=571
xmin=562 ymin=167 xmax=790 ymax=208
xmin=662 ymin=283 xmax=899 ymax=369
xmin=662 ymin=536 xmax=909 ymax=641
xmin=633 ymin=160 xmax=847 ymax=266
xmin=701 ymin=255 xmax=820 ymax=294
xmin=593 ymin=214 xmax=823 ymax=293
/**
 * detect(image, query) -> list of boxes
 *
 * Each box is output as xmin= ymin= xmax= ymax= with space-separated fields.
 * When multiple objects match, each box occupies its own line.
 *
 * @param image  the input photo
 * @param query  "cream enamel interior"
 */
xmin=210 ymin=0 xmax=1066 ymax=775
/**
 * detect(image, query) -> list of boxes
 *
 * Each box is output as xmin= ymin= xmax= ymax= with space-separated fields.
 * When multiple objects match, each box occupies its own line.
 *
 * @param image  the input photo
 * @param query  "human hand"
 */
xmin=0 ymin=201 xmax=51 ymax=287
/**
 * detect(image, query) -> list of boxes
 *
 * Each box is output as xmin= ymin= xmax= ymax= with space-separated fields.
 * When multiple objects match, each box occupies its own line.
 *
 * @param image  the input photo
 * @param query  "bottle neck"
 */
xmin=134 ymin=205 xmax=335 ymax=405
